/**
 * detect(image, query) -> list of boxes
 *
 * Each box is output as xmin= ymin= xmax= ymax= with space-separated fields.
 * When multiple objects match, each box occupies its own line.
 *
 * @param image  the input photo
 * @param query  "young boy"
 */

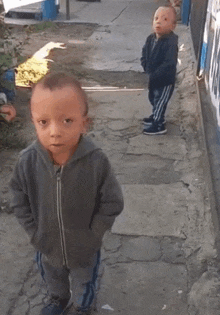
xmin=10 ymin=72 xmax=124 ymax=315
xmin=141 ymin=5 xmax=178 ymax=135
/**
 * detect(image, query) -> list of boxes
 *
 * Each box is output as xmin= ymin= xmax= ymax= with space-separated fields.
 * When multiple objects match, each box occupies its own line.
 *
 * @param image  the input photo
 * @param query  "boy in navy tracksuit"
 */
xmin=141 ymin=6 xmax=178 ymax=135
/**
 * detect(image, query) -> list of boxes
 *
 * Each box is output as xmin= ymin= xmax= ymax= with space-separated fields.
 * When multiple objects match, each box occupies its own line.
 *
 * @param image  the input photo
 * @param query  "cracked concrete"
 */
xmin=111 ymin=183 xmax=188 ymax=238
xmin=97 ymin=261 xmax=188 ymax=315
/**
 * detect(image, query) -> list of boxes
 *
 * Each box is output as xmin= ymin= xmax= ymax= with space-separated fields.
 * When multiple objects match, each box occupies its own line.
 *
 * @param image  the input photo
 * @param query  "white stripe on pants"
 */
xmin=149 ymin=84 xmax=174 ymax=122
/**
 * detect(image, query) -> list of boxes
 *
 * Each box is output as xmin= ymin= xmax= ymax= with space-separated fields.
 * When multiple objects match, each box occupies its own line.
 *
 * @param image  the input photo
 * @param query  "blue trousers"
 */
xmin=36 ymin=251 xmax=100 ymax=312
xmin=148 ymin=84 xmax=174 ymax=123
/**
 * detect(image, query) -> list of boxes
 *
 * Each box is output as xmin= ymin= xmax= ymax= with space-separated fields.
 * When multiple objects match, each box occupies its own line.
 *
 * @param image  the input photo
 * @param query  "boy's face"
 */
xmin=31 ymin=85 xmax=87 ymax=162
xmin=153 ymin=7 xmax=176 ymax=38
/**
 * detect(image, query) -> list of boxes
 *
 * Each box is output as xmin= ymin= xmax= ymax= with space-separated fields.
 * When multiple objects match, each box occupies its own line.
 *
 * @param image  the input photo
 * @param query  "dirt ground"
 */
xmin=15 ymin=21 xmax=147 ymax=88
xmin=1 ymin=22 xmax=146 ymax=143
xmin=0 ymin=23 xmax=96 ymax=207
xmin=0 ymin=21 xmax=146 ymax=211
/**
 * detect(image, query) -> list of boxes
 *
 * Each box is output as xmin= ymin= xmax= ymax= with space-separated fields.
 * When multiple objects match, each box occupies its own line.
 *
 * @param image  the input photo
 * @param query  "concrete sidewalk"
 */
xmin=86 ymin=25 xmax=219 ymax=314
xmin=2 ymin=1 xmax=220 ymax=314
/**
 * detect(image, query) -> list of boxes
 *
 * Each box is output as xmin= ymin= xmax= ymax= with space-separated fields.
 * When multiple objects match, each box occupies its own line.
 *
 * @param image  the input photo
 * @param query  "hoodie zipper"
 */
xmin=56 ymin=166 xmax=68 ymax=268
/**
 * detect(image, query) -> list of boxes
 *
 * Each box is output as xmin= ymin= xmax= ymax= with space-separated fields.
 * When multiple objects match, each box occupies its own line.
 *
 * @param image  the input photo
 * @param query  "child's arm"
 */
xmin=141 ymin=34 xmax=153 ymax=73
xmin=10 ymin=162 xmax=37 ymax=241
xmin=141 ymin=41 xmax=148 ymax=72
xmin=141 ymin=37 xmax=152 ymax=89
xmin=91 ymin=153 xmax=124 ymax=240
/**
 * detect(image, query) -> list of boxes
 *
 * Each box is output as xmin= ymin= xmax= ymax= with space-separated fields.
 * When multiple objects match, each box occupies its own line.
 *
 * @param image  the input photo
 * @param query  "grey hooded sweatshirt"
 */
xmin=10 ymin=136 xmax=124 ymax=269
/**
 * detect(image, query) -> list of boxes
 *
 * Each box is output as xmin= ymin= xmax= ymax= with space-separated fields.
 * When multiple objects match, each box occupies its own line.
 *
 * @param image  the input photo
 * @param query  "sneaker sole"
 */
xmin=143 ymin=129 xmax=167 ymax=135
xmin=143 ymin=121 xmax=166 ymax=126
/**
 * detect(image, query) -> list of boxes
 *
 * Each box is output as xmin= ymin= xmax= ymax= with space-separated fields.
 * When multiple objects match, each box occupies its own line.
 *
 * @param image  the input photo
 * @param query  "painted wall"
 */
xmin=202 ymin=0 xmax=220 ymax=126
xmin=2 ymin=0 xmax=41 ymax=12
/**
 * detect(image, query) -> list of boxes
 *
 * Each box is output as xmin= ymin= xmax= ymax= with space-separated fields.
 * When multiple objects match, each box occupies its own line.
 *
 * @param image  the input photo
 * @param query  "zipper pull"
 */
xmin=56 ymin=166 xmax=63 ymax=180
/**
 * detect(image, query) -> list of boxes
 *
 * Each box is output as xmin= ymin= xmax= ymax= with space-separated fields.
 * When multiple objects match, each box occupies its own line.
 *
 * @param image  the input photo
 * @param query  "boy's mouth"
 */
xmin=51 ymin=144 xmax=63 ymax=147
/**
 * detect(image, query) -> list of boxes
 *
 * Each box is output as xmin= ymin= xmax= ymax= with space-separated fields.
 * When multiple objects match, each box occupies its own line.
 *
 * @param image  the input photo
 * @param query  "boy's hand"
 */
xmin=0 ymin=104 xmax=16 ymax=122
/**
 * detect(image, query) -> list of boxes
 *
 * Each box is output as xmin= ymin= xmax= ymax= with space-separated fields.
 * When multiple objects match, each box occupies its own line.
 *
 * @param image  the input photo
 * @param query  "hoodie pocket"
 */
xmin=64 ymin=229 xmax=102 ymax=265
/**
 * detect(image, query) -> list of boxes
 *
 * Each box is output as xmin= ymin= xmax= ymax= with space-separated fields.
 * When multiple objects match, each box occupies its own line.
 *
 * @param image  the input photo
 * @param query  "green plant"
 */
xmin=25 ymin=21 xmax=58 ymax=34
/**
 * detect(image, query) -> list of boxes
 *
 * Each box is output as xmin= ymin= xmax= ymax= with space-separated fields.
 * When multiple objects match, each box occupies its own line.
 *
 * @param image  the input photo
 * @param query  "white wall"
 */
xmin=2 ymin=0 xmax=42 ymax=12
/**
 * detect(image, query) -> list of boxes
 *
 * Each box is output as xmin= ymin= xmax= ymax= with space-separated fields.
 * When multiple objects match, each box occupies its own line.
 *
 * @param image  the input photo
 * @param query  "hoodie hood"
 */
xmin=20 ymin=136 xmax=100 ymax=176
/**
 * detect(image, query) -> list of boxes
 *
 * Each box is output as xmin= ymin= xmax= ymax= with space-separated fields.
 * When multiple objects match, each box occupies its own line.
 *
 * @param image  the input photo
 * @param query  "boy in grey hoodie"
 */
xmin=10 ymin=72 xmax=124 ymax=315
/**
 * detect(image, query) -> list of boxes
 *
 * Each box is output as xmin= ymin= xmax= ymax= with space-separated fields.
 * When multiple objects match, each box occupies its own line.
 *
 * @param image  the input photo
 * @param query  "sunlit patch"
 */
xmin=68 ymin=40 xmax=85 ymax=45
xmin=216 ymin=11 xmax=220 ymax=26
xmin=15 ymin=42 xmax=66 ymax=87
xmin=179 ymin=44 xmax=185 ymax=51
xmin=83 ymin=86 xmax=144 ymax=92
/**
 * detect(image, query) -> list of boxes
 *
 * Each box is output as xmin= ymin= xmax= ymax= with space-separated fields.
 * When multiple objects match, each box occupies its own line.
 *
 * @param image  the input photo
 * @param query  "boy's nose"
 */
xmin=50 ymin=123 xmax=61 ymax=137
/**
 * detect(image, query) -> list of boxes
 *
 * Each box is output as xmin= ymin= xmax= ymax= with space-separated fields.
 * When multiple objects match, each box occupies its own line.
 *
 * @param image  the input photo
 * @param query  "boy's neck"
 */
xmin=155 ymin=31 xmax=173 ymax=39
xmin=50 ymin=147 xmax=77 ymax=166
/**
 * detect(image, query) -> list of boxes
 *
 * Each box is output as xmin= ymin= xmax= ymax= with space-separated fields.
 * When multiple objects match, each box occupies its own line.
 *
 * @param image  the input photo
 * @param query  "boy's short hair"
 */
xmin=161 ymin=5 xmax=177 ymax=24
xmin=32 ymin=72 xmax=89 ymax=116
xmin=152 ymin=6 xmax=177 ymax=27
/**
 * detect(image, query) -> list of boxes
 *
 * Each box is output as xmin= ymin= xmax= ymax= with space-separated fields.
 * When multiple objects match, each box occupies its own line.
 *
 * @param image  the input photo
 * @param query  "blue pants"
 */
xmin=36 ymin=251 xmax=100 ymax=312
xmin=148 ymin=84 xmax=174 ymax=123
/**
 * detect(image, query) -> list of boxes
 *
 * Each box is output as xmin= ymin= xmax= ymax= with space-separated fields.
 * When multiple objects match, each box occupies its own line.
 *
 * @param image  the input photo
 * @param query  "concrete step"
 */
xmin=5 ymin=8 xmax=42 ymax=20
xmin=4 ymin=2 xmax=59 ymax=21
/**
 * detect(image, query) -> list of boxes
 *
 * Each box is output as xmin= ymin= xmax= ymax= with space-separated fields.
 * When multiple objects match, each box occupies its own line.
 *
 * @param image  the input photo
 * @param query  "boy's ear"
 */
xmin=82 ymin=116 xmax=92 ymax=134
xmin=30 ymin=113 xmax=34 ymax=124
xmin=172 ymin=22 xmax=177 ymax=30
xmin=28 ymin=101 xmax=34 ymax=123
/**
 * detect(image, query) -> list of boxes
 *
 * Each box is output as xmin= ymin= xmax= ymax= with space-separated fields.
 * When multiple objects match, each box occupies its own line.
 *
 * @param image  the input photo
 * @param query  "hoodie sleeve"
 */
xmin=141 ymin=40 xmax=147 ymax=72
xmin=140 ymin=36 xmax=151 ymax=72
xmin=91 ymin=153 xmax=124 ymax=239
xmin=10 ymin=160 xmax=37 ymax=240
xmin=140 ymin=34 xmax=153 ymax=74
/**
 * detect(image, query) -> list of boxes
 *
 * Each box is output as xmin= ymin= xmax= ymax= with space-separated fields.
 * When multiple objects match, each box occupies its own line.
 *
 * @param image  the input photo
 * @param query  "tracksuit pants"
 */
xmin=148 ymin=84 xmax=175 ymax=124
xmin=36 ymin=251 xmax=101 ymax=312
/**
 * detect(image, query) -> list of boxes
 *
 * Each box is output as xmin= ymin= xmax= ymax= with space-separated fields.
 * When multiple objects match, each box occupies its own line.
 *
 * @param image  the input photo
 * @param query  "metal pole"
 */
xmin=66 ymin=0 xmax=70 ymax=20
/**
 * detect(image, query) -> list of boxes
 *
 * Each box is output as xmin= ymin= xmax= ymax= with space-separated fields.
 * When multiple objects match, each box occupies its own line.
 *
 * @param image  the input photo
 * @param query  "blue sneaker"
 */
xmin=143 ymin=115 xmax=154 ymax=126
xmin=41 ymin=296 xmax=71 ymax=315
xmin=143 ymin=115 xmax=166 ymax=126
xmin=143 ymin=122 xmax=167 ymax=135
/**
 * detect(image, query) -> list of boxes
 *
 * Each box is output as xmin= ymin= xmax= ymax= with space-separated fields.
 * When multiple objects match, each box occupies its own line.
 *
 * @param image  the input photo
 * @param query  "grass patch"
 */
xmin=25 ymin=21 xmax=58 ymax=34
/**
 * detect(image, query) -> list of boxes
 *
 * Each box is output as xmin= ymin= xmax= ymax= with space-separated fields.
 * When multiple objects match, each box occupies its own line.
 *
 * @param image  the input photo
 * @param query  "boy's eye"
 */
xmin=39 ymin=120 xmax=47 ymax=125
xmin=64 ymin=118 xmax=73 ymax=124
